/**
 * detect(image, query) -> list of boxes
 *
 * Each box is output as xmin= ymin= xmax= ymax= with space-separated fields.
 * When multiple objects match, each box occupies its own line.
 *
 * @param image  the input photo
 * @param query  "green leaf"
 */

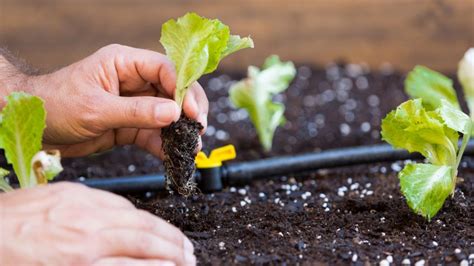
xmin=399 ymin=163 xmax=454 ymax=220
xmin=230 ymin=55 xmax=296 ymax=151
xmin=405 ymin=65 xmax=460 ymax=110
xmin=0 ymin=168 xmax=13 ymax=192
xmin=160 ymin=12 xmax=253 ymax=107
xmin=222 ymin=35 xmax=254 ymax=58
xmin=0 ymin=92 xmax=46 ymax=188
xmin=262 ymin=54 xmax=282 ymax=69
xmin=458 ymin=48 xmax=474 ymax=117
xmin=437 ymin=99 xmax=471 ymax=134
xmin=381 ymin=99 xmax=458 ymax=166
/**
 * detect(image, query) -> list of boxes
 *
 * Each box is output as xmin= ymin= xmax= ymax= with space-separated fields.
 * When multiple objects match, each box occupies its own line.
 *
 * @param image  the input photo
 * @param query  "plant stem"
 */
xmin=455 ymin=125 xmax=472 ymax=172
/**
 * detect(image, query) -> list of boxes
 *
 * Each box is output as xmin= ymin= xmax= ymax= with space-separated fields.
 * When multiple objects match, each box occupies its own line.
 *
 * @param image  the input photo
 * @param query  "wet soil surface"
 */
xmin=2 ymin=62 xmax=473 ymax=264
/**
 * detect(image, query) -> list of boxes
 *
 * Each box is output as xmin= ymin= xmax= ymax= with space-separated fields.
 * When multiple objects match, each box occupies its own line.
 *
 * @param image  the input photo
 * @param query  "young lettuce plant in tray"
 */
xmin=159 ymin=12 xmax=253 ymax=195
xmin=381 ymin=48 xmax=474 ymax=220
xmin=229 ymin=55 xmax=296 ymax=151
xmin=0 ymin=92 xmax=63 ymax=191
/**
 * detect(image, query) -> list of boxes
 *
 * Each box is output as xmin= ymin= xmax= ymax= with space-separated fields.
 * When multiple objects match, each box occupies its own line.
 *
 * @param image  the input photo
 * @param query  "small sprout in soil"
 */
xmin=159 ymin=12 xmax=254 ymax=195
xmin=229 ymin=55 xmax=296 ymax=151
xmin=382 ymin=48 xmax=474 ymax=220
xmin=0 ymin=92 xmax=63 ymax=191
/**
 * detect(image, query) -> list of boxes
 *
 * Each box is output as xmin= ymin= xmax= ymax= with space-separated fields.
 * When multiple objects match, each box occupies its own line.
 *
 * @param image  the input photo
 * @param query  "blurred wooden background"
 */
xmin=1 ymin=0 xmax=473 ymax=73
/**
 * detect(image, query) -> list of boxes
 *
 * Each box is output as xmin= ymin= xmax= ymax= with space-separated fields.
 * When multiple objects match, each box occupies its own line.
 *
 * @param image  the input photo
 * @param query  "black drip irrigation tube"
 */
xmin=77 ymin=141 xmax=474 ymax=193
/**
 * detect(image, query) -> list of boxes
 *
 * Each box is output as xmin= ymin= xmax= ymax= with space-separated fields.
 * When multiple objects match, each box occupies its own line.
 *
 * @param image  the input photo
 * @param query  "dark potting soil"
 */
xmin=2 ymin=62 xmax=473 ymax=264
xmin=161 ymin=114 xmax=203 ymax=196
xmin=132 ymin=163 xmax=473 ymax=265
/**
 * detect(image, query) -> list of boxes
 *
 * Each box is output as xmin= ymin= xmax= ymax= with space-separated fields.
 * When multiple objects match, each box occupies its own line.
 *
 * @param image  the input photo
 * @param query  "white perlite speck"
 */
xmin=402 ymin=258 xmax=411 ymax=265
xmin=361 ymin=122 xmax=371 ymax=132
xmin=231 ymin=207 xmax=237 ymax=213
xmin=386 ymin=255 xmax=393 ymax=263
xmin=340 ymin=123 xmax=351 ymax=136
xmin=414 ymin=259 xmax=425 ymax=266
xmin=432 ymin=241 xmax=438 ymax=247
xmin=379 ymin=260 xmax=389 ymax=266
xmin=455 ymin=248 xmax=462 ymax=254
xmin=460 ymin=260 xmax=468 ymax=266
xmin=238 ymin=188 xmax=247 ymax=195
xmin=218 ymin=242 xmax=225 ymax=250
xmin=352 ymin=254 xmax=358 ymax=262
xmin=301 ymin=191 xmax=312 ymax=200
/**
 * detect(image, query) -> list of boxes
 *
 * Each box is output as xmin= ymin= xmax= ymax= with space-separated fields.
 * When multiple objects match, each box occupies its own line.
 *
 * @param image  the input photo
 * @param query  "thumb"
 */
xmin=100 ymin=95 xmax=180 ymax=129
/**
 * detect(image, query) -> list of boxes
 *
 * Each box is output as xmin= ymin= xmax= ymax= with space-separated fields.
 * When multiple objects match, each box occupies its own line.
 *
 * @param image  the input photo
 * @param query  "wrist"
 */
xmin=0 ymin=56 xmax=31 ymax=107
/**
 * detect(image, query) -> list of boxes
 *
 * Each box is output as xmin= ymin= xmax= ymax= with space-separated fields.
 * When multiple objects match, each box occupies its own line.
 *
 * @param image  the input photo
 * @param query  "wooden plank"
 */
xmin=1 ymin=0 xmax=473 ymax=72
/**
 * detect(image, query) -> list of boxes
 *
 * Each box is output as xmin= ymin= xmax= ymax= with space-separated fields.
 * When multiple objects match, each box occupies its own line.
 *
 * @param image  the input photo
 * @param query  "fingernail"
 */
xmin=156 ymin=102 xmax=179 ymax=124
xmin=184 ymin=238 xmax=196 ymax=265
xmin=184 ymin=238 xmax=194 ymax=253
xmin=199 ymin=113 xmax=208 ymax=128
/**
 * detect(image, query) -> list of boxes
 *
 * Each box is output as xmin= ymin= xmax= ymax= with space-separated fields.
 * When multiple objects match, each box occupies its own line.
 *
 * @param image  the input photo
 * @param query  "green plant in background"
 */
xmin=0 ymin=92 xmax=63 ymax=191
xmin=160 ymin=12 xmax=254 ymax=108
xmin=229 ymin=55 xmax=296 ymax=151
xmin=381 ymin=48 xmax=474 ymax=220
xmin=458 ymin=48 xmax=474 ymax=121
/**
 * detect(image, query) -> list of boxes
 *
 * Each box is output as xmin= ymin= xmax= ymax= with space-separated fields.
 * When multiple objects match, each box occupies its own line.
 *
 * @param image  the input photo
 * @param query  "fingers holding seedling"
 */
xmin=98 ymin=94 xmax=180 ymax=130
xmin=159 ymin=12 xmax=253 ymax=195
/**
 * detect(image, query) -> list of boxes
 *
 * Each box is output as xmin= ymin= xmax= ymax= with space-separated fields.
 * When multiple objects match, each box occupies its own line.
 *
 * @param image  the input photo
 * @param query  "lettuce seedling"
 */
xmin=160 ymin=12 xmax=254 ymax=108
xmin=159 ymin=12 xmax=253 ymax=195
xmin=0 ymin=92 xmax=63 ymax=191
xmin=382 ymin=48 xmax=474 ymax=219
xmin=229 ymin=55 xmax=296 ymax=151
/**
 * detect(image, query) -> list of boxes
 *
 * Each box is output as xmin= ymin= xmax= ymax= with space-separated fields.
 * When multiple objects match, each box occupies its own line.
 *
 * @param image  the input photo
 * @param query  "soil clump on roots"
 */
xmin=161 ymin=114 xmax=203 ymax=196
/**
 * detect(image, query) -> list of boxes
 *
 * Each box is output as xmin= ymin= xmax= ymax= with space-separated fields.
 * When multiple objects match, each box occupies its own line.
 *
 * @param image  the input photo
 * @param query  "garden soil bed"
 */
xmin=3 ymin=62 xmax=473 ymax=264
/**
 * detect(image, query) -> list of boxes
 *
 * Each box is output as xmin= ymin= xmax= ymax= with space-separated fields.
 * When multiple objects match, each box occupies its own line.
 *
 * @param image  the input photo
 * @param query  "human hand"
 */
xmin=23 ymin=44 xmax=209 ymax=158
xmin=0 ymin=182 xmax=196 ymax=266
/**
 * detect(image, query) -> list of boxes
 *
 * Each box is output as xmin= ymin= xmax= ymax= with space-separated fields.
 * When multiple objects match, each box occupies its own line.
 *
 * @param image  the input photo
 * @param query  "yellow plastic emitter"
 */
xmin=195 ymin=145 xmax=236 ymax=169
